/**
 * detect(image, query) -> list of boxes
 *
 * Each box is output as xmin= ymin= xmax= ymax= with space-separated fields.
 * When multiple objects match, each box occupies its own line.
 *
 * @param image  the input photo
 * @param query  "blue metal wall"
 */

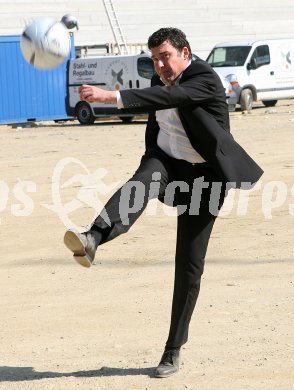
xmin=0 ymin=35 xmax=75 ymax=124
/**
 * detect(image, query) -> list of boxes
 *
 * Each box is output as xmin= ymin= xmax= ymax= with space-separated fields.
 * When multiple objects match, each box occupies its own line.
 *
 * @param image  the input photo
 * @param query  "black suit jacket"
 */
xmin=120 ymin=59 xmax=263 ymax=188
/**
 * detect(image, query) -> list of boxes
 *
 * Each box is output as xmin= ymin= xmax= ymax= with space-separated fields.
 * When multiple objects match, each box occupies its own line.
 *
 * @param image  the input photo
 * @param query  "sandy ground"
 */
xmin=0 ymin=101 xmax=294 ymax=390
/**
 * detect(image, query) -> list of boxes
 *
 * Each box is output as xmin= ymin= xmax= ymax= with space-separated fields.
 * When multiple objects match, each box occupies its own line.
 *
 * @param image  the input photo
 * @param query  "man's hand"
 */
xmin=79 ymin=85 xmax=117 ymax=104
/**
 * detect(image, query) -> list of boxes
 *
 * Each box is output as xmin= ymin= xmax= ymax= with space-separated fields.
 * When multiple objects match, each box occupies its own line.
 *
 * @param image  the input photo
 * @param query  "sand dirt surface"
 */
xmin=0 ymin=101 xmax=293 ymax=390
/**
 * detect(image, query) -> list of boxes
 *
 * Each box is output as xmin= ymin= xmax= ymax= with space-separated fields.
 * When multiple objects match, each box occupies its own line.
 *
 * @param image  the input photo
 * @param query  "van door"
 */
xmin=98 ymin=56 xmax=137 ymax=122
xmin=273 ymin=41 xmax=294 ymax=99
xmin=100 ymin=56 xmax=134 ymax=93
xmin=246 ymin=44 xmax=275 ymax=100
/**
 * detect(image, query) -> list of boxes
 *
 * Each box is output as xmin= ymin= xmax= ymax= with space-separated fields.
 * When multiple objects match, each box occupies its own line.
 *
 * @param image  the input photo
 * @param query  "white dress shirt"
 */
xmin=156 ymin=107 xmax=205 ymax=163
xmin=115 ymin=66 xmax=206 ymax=164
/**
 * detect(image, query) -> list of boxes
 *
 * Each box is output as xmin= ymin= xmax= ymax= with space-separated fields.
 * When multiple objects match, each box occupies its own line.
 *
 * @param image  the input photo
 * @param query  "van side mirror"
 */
xmin=247 ymin=58 xmax=257 ymax=70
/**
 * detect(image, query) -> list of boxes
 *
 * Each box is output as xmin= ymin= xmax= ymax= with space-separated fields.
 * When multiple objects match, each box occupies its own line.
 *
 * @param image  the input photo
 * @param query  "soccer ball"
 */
xmin=20 ymin=17 xmax=71 ymax=69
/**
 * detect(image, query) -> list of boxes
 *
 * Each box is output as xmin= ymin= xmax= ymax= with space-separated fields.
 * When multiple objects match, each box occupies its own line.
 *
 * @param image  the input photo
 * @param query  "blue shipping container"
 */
xmin=0 ymin=34 xmax=75 ymax=124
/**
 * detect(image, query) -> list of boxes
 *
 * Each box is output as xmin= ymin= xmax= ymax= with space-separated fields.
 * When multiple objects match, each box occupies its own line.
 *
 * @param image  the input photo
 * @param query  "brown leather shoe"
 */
xmin=64 ymin=230 xmax=96 ymax=268
xmin=155 ymin=349 xmax=180 ymax=378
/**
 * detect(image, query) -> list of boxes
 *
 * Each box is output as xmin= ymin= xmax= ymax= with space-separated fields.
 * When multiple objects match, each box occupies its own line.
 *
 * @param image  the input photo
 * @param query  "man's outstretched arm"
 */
xmin=79 ymin=84 xmax=117 ymax=104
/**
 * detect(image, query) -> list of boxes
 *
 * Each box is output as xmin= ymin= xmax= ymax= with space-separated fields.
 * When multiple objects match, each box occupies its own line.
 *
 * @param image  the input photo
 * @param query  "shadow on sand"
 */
xmin=0 ymin=365 xmax=156 ymax=381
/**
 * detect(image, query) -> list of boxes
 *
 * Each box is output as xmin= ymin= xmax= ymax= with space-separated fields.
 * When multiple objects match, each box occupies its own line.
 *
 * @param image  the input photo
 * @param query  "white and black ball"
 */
xmin=20 ymin=17 xmax=71 ymax=69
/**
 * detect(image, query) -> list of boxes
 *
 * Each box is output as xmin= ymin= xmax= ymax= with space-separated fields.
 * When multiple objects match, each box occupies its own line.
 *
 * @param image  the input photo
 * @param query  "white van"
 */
xmin=67 ymin=52 xmax=154 ymax=124
xmin=206 ymin=39 xmax=294 ymax=111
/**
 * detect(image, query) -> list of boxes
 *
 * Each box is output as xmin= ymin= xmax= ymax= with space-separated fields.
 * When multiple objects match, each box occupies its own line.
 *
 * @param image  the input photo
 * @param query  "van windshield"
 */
xmin=207 ymin=46 xmax=251 ymax=67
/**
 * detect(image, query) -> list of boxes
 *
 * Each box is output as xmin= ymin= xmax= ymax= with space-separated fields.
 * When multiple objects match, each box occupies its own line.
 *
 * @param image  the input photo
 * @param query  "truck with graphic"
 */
xmin=67 ymin=52 xmax=154 ymax=124
xmin=207 ymin=39 xmax=294 ymax=111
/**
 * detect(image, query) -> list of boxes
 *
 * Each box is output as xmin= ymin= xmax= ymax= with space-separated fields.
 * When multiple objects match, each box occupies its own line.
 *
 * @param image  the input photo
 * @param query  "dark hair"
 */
xmin=148 ymin=27 xmax=192 ymax=59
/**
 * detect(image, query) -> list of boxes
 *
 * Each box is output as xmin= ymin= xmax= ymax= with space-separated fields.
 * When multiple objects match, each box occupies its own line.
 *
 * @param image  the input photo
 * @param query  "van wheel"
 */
xmin=240 ymin=89 xmax=253 ymax=111
xmin=119 ymin=116 xmax=134 ymax=123
xmin=76 ymin=102 xmax=95 ymax=125
xmin=262 ymin=100 xmax=278 ymax=107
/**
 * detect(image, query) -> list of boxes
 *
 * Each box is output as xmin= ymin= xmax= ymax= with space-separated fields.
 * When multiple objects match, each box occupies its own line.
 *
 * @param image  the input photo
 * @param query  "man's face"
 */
xmin=151 ymin=40 xmax=190 ymax=85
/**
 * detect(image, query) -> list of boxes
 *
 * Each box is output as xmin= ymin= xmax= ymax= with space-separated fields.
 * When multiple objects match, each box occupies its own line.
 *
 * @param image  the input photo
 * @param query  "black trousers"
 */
xmin=91 ymin=147 xmax=226 ymax=348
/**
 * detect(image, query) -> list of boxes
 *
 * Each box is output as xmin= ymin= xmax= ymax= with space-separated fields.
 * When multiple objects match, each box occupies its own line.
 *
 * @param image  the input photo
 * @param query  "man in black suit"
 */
xmin=64 ymin=27 xmax=263 ymax=378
